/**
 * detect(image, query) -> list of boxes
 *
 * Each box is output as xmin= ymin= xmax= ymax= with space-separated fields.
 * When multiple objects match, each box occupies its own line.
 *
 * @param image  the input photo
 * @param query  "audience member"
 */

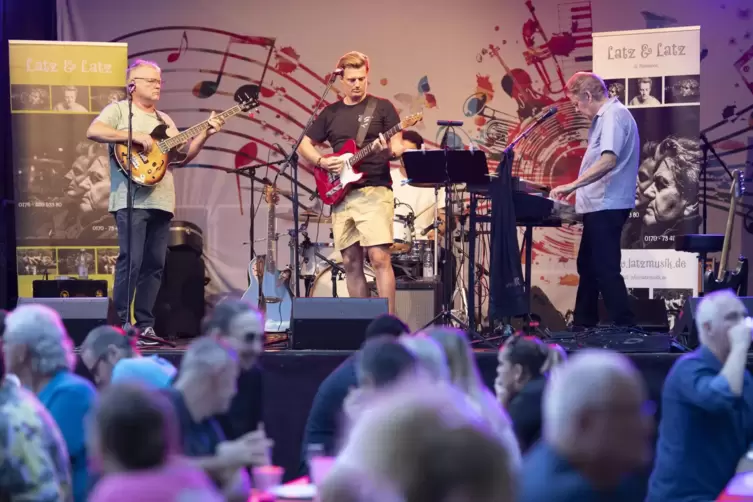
xmin=327 ymin=379 xmax=517 ymax=502
xmin=200 ymin=298 xmax=265 ymax=441
xmin=648 ymin=290 xmax=753 ymax=502
xmin=424 ymin=326 xmax=521 ymax=467
xmin=3 ymin=304 xmax=97 ymax=502
xmin=398 ymin=334 xmax=450 ymax=382
xmin=495 ymin=335 xmax=566 ymax=452
xmin=80 ymin=325 xmax=176 ymax=388
xmin=299 ymin=314 xmax=409 ymax=474
xmin=0 ymin=309 xmax=20 ymax=387
xmin=88 ymin=383 xmax=222 ymax=502
xmin=0 ymin=320 xmax=72 ymax=502
xmin=165 ymin=335 xmax=271 ymax=502
xmin=519 ymin=349 xmax=653 ymax=502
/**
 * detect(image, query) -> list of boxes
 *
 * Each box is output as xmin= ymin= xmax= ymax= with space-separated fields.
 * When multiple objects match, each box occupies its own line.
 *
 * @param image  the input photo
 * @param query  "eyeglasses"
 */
xmin=132 ymin=78 xmax=165 ymax=86
xmin=243 ymin=332 xmax=265 ymax=343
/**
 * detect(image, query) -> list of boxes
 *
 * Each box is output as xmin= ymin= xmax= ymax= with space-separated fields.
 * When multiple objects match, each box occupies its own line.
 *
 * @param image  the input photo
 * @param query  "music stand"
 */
xmin=402 ymin=149 xmax=492 ymax=343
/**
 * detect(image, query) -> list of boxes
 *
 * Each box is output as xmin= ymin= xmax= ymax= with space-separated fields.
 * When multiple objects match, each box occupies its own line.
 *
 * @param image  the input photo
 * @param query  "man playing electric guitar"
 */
xmin=86 ymin=59 xmax=224 ymax=341
xmin=297 ymin=51 xmax=403 ymax=314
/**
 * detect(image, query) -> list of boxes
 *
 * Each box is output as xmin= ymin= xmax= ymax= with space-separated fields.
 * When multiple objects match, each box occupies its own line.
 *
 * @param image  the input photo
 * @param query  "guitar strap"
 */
xmin=355 ymin=96 xmax=378 ymax=148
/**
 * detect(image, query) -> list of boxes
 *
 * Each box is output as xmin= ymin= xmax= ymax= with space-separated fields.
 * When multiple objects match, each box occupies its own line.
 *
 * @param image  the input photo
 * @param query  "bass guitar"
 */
xmin=114 ymin=94 xmax=257 ymax=186
xmin=704 ymin=169 xmax=748 ymax=294
xmin=241 ymin=183 xmax=293 ymax=332
xmin=313 ymin=112 xmax=423 ymax=206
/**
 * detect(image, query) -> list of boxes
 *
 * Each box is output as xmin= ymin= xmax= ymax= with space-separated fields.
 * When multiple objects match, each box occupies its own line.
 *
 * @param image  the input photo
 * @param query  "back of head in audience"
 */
xmin=364 ymin=314 xmax=410 ymax=339
xmin=543 ymin=349 xmax=652 ymax=475
xmin=175 ymin=335 xmax=240 ymax=416
xmin=91 ymin=383 xmax=178 ymax=473
xmin=498 ymin=336 xmax=565 ymax=394
xmin=695 ymin=289 xmax=747 ymax=356
xmin=80 ymin=325 xmax=139 ymax=386
xmin=357 ymin=335 xmax=417 ymax=389
xmin=332 ymin=380 xmax=516 ymax=502
xmin=201 ymin=297 xmax=265 ymax=371
xmin=421 ymin=327 xmax=481 ymax=394
xmin=398 ymin=334 xmax=450 ymax=382
xmin=3 ymin=304 xmax=76 ymax=384
xmin=0 ymin=310 xmax=5 ymax=380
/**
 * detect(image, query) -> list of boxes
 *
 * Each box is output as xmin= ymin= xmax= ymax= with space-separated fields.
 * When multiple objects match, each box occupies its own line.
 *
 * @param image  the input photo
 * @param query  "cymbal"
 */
xmin=276 ymin=210 xmax=332 ymax=223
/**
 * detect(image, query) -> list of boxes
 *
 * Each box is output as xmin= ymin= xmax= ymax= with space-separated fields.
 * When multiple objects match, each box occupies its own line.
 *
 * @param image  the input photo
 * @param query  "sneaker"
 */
xmin=138 ymin=327 xmax=160 ymax=347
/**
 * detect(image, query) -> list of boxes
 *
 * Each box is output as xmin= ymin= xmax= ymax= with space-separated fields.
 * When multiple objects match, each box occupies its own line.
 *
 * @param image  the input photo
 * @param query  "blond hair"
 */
xmin=566 ymin=72 xmax=607 ymax=100
xmin=337 ymin=51 xmax=370 ymax=73
xmin=126 ymin=59 xmax=161 ymax=80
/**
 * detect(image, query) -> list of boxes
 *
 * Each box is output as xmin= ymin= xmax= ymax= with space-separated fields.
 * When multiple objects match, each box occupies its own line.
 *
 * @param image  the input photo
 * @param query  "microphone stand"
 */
xmin=274 ymin=71 xmax=340 ymax=297
xmin=699 ymin=133 xmax=734 ymax=280
xmin=125 ymin=83 xmax=135 ymax=327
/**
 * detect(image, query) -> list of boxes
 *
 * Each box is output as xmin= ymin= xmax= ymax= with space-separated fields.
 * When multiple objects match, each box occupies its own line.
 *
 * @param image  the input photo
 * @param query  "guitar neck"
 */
xmin=717 ymin=196 xmax=738 ymax=281
xmin=266 ymin=201 xmax=276 ymax=272
xmin=161 ymin=104 xmax=246 ymax=150
xmin=350 ymin=122 xmax=403 ymax=165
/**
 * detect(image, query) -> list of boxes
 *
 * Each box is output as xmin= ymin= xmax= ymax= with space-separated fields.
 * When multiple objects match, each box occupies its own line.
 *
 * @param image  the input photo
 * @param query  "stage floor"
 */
xmin=129 ymin=347 xmax=686 ymax=482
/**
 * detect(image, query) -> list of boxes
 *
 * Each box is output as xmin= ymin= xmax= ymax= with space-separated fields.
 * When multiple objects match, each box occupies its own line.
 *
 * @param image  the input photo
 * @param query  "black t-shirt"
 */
xmin=307 ymin=95 xmax=400 ymax=188
xmin=215 ymin=366 xmax=264 ymax=441
xmin=163 ymin=388 xmax=226 ymax=457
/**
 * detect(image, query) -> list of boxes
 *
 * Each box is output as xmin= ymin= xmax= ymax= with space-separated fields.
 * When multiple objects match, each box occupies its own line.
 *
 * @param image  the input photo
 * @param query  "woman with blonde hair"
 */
xmin=495 ymin=335 xmax=566 ymax=452
xmin=422 ymin=326 xmax=521 ymax=467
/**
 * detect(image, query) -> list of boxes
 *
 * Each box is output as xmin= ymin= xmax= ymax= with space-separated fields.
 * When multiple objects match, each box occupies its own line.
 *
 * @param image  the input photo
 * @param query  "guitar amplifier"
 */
xmin=395 ymin=280 xmax=442 ymax=332
xmin=33 ymin=279 xmax=108 ymax=298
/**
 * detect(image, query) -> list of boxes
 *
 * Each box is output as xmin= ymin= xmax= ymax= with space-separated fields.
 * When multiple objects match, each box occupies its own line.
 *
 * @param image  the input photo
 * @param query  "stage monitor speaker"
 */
xmin=292 ymin=297 xmax=388 ymax=350
xmin=598 ymin=297 xmax=669 ymax=332
xmin=395 ymin=280 xmax=441 ymax=332
xmin=154 ymin=248 xmax=206 ymax=339
xmin=33 ymin=279 xmax=108 ymax=298
xmin=671 ymin=296 xmax=753 ymax=349
xmin=15 ymin=297 xmax=113 ymax=346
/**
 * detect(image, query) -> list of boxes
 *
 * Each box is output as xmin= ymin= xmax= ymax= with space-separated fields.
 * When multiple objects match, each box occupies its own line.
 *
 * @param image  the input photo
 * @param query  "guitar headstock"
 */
xmin=400 ymin=111 xmax=424 ymax=129
xmin=732 ymin=169 xmax=746 ymax=199
xmin=263 ymin=184 xmax=280 ymax=205
xmin=237 ymin=91 xmax=259 ymax=112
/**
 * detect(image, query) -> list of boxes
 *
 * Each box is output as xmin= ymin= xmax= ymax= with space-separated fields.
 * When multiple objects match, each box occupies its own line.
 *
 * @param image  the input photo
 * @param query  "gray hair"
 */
xmin=180 ymin=336 xmax=238 ymax=375
xmin=695 ymin=289 xmax=741 ymax=343
xmin=398 ymin=335 xmax=450 ymax=382
xmin=81 ymin=325 xmax=135 ymax=359
xmin=4 ymin=304 xmax=76 ymax=376
xmin=542 ymin=349 xmax=638 ymax=442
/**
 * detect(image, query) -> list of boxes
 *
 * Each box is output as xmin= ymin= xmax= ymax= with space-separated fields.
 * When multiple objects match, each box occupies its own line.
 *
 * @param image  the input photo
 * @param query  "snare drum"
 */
xmin=300 ymin=242 xmax=334 ymax=277
xmin=391 ymin=214 xmax=414 ymax=254
xmin=308 ymin=259 xmax=376 ymax=297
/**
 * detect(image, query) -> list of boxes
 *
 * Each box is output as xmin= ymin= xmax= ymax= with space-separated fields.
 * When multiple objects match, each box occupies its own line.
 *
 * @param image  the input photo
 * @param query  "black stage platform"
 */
xmin=126 ymin=348 xmax=690 ymax=482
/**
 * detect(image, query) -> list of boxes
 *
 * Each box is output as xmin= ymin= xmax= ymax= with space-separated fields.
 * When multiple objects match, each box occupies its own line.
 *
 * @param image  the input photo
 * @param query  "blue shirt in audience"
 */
xmin=38 ymin=370 xmax=97 ymax=502
xmin=111 ymin=355 xmax=176 ymax=388
xmin=520 ymin=442 xmax=642 ymax=502
xmin=647 ymin=346 xmax=753 ymax=502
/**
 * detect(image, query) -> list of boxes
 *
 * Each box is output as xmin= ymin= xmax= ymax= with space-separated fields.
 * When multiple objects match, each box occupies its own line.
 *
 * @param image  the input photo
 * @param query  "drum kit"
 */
xmin=274 ymin=199 xmax=441 ymax=298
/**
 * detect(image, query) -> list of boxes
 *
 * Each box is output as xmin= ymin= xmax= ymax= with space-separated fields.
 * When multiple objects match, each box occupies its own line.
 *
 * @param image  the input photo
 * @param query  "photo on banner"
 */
xmin=593 ymin=26 xmax=701 ymax=328
xmin=9 ymin=40 xmax=128 ymax=298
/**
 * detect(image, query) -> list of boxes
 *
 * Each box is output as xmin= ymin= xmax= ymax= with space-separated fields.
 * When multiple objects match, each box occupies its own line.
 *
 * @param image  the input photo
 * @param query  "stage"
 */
xmin=112 ymin=346 xmax=692 ymax=482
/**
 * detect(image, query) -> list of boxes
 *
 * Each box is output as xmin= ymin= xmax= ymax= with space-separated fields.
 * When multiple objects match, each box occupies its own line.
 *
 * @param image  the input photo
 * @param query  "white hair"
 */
xmin=398 ymin=335 xmax=450 ymax=382
xmin=180 ymin=336 xmax=237 ymax=375
xmin=4 ymin=304 xmax=76 ymax=376
xmin=695 ymin=289 xmax=740 ymax=343
xmin=542 ymin=349 xmax=638 ymax=442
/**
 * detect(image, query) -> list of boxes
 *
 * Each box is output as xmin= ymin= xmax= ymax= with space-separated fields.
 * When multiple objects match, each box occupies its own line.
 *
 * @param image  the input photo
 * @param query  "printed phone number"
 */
xmin=92 ymin=225 xmax=116 ymax=232
xmin=17 ymin=201 xmax=63 ymax=208
xmin=644 ymin=235 xmax=675 ymax=243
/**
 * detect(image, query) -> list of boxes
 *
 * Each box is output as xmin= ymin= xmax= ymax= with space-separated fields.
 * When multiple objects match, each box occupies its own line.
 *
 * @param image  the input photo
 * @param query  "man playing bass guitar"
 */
xmin=86 ymin=59 xmax=224 ymax=340
xmin=297 ymin=51 xmax=403 ymax=314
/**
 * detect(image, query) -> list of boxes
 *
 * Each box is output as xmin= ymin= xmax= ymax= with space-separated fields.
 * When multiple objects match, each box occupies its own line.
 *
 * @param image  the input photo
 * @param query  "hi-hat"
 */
xmin=276 ymin=210 xmax=331 ymax=223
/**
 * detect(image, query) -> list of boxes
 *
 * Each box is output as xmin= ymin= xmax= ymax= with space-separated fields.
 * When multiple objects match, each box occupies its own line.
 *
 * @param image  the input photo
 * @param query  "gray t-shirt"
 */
xmin=95 ymin=100 xmax=179 ymax=214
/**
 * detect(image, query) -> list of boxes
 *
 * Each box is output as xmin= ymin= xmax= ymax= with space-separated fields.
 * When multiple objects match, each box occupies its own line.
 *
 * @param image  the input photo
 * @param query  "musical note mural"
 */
xmin=55 ymin=0 xmax=753 ymax=326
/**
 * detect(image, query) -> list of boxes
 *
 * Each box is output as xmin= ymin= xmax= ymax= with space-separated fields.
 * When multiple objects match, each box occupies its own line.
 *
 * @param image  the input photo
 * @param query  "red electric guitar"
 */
xmin=313 ymin=111 xmax=423 ymax=206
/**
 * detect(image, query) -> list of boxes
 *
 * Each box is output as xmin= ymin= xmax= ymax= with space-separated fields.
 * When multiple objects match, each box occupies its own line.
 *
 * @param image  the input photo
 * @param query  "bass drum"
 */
xmin=308 ymin=259 xmax=377 ymax=297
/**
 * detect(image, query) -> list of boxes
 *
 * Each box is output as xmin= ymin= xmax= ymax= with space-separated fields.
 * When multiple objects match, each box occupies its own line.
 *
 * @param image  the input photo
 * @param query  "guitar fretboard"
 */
xmin=160 ymin=103 xmax=247 ymax=150
xmin=350 ymin=122 xmax=404 ymax=165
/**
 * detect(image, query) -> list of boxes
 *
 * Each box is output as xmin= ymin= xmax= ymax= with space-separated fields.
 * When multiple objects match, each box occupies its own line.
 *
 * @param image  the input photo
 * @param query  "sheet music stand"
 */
xmin=402 ymin=149 xmax=493 ymax=345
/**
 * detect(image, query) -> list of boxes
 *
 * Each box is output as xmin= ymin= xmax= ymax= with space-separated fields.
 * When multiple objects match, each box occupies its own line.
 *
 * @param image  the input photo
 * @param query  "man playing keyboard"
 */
xmin=550 ymin=72 xmax=639 ymax=329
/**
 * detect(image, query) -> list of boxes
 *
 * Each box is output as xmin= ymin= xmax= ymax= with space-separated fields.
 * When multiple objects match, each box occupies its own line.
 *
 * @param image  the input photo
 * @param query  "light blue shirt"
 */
xmin=575 ymin=97 xmax=640 ymax=214
xmin=111 ymin=355 xmax=177 ymax=389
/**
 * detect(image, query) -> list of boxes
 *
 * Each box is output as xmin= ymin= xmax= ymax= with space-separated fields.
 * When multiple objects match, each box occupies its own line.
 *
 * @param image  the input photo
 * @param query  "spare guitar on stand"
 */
xmin=703 ymin=169 xmax=748 ymax=295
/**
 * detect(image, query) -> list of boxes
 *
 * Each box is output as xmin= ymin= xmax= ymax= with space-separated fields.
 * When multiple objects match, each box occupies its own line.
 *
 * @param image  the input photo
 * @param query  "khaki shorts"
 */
xmin=332 ymin=186 xmax=394 ymax=252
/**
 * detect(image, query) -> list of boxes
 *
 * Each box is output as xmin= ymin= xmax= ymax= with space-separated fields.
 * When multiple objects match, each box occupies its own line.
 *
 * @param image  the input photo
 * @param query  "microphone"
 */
xmin=437 ymin=120 xmax=464 ymax=127
xmin=420 ymin=222 xmax=438 ymax=236
xmin=536 ymin=107 xmax=558 ymax=122
xmin=332 ymin=68 xmax=344 ymax=76
xmin=127 ymin=81 xmax=136 ymax=94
